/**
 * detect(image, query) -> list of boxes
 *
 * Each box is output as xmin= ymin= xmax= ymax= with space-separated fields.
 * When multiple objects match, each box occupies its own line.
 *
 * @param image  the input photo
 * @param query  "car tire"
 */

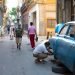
xmin=73 ymin=61 xmax=75 ymax=75
xmin=50 ymin=59 xmax=57 ymax=64
xmin=52 ymin=64 xmax=70 ymax=74
xmin=51 ymin=59 xmax=62 ymax=65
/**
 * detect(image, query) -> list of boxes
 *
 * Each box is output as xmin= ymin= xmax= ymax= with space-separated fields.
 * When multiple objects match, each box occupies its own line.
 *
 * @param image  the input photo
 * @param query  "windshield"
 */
xmin=68 ymin=25 xmax=75 ymax=38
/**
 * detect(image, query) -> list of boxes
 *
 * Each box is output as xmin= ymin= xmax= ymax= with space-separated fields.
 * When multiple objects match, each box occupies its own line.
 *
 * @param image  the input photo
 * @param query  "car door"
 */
xmin=55 ymin=24 xmax=70 ymax=65
xmin=65 ymin=25 xmax=75 ymax=72
xmin=56 ymin=24 xmax=75 ymax=72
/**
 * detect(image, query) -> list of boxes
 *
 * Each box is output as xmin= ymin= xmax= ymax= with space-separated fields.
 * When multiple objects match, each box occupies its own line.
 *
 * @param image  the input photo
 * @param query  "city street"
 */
xmin=0 ymin=0 xmax=74 ymax=75
xmin=0 ymin=35 xmax=62 ymax=75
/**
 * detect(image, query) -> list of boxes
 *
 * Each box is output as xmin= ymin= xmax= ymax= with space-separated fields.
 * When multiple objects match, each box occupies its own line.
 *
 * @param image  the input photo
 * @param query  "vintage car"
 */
xmin=49 ymin=21 xmax=75 ymax=73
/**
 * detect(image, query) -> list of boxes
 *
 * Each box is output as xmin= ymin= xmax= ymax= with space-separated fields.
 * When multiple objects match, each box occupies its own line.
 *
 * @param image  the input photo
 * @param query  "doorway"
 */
xmin=33 ymin=11 xmax=36 ymax=26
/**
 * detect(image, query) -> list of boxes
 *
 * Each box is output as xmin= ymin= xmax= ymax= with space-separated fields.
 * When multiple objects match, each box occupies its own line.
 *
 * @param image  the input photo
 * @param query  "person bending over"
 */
xmin=33 ymin=40 xmax=53 ymax=63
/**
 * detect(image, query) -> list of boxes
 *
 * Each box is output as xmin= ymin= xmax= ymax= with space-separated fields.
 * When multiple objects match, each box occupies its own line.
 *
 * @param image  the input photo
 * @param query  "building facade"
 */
xmin=21 ymin=0 xmax=56 ymax=35
xmin=57 ymin=0 xmax=75 ymax=23
xmin=0 ymin=0 xmax=6 ymax=26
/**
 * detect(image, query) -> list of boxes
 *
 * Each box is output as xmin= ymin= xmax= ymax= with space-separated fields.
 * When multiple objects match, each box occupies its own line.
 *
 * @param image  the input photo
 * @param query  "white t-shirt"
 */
xmin=33 ymin=41 xmax=48 ymax=54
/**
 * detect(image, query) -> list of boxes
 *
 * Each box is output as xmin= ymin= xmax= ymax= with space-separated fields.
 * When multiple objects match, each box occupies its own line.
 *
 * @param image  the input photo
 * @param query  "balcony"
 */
xmin=25 ymin=0 xmax=34 ymax=6
xmin=21 ymin=3 xmax=27 ymax=14
xmin=21 ymin=0 xmax=49 ymax=14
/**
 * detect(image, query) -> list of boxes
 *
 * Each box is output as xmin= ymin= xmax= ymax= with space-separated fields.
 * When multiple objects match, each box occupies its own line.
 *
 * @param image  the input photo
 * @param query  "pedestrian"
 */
xmin=46 ymin=32 xmax=50 ymax=39
xmin=0 ymin=26 xmax=3 ymax=39
xmin=1 ymin=26 xmax=5 ymax=38
xmin=14 ymin=24 xmax=23 ymax=50
xmin=10 ymin=25 xmax=14 ymax=40
xmin=28 ymin=22 xmax=37 ymax=49
xmin=33 ymin=40 xmax=53 ymax=63
xmin=7 ymin=25 xmax=10 ymax=34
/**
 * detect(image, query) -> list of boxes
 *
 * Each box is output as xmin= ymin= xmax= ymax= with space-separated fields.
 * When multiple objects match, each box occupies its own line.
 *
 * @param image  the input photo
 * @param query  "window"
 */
xmin=68 ymin=25 xmax=75 ymax=36
xmin=59 ymin=25 xmax=68 ymax=35
xmin=47 ymin=19 xmax=56 ymax=28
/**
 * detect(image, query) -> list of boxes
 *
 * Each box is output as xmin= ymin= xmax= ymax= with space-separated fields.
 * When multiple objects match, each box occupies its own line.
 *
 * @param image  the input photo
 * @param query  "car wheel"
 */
xmin=52 ymin=64 xmax=71 ymax=74
xmin=73 ymin=61 xmax=75 ymax=75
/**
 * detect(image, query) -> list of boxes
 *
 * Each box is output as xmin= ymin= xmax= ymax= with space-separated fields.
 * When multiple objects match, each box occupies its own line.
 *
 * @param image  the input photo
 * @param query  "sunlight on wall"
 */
xmin=6 ymin=0 xmax=22 ymax=11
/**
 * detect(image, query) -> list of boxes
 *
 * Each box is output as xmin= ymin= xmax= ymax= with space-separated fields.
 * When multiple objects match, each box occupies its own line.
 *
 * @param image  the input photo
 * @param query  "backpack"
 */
xmin=15 ymin=28 xmax=23 ymax=37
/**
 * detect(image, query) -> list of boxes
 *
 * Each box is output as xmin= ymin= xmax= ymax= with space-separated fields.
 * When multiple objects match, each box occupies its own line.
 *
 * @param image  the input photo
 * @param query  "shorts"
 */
xmin=16 ymin=38 xmax=22 ymax=44
xmin=33 ymin=53 xmax=48 ymax=59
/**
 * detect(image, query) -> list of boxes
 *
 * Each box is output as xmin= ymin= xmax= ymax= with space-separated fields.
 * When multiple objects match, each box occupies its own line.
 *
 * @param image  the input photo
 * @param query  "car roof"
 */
xmin=65 ymin=21 xmax=75 ymax=25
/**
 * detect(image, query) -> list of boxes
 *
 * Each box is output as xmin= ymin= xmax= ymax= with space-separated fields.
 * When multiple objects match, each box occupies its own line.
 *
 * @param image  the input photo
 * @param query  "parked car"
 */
xmin=49 ymin=21 xmax=75 ymax=74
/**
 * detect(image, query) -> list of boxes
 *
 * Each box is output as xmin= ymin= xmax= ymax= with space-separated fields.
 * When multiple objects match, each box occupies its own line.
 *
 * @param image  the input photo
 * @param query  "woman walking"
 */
xmin=28 ymin=22 xmax=36 ymax=49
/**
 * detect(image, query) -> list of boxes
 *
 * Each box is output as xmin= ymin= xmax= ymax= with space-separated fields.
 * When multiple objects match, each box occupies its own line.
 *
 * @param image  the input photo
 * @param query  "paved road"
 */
xmin=0 ymin=35 xmax=62 ymax=75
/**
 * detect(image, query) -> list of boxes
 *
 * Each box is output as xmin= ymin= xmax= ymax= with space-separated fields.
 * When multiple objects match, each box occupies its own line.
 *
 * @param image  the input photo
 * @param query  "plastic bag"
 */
xmin=35 ymin=36 xmax=38 ymax=42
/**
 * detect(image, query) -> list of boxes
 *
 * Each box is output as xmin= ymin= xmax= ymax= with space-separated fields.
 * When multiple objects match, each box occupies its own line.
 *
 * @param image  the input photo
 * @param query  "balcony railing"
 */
xmin=21 ymin=0 xmax=49 ymax=13
xmin=25 ymin=0 xmax=34 ymax=6
xmin=21 ymin=3 xmax=27 ymax=13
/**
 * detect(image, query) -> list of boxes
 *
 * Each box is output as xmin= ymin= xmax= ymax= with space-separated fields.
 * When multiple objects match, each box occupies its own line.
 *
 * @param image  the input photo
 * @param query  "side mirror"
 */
xmin=70 ymin=34 xmax=74 ymax=37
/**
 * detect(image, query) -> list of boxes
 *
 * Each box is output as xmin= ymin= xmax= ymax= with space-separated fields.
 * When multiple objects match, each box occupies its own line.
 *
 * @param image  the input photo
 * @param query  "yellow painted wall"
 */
xmin=22 ymin=0 xmax=56 ymax=35
xmin=44 ymin=0 xmax=56 ymax=4
xmin=46 ymin=0 xmax=56 ymax=36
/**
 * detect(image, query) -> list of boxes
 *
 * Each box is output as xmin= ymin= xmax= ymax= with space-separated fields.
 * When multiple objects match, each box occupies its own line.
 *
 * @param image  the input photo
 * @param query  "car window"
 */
xmin=59 ymin=25 xmax=68 ymax=35
xmin=67 ymin=25 xmax=75 ymax=36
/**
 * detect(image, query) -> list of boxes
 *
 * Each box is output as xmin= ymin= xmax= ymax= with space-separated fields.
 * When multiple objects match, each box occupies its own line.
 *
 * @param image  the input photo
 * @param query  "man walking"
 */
xmin=14 ymin=24 xmax=23 ymax=50
xmin=7 ymin=25 xmax=10 ymax=34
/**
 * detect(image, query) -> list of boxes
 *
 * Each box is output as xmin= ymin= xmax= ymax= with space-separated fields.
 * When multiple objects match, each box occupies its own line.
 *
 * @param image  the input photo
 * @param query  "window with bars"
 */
xmin=47 ymin=19 xmax=56 ymax=28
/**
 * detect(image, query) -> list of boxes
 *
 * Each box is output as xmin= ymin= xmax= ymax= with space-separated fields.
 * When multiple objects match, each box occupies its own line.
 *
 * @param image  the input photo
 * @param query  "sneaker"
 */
xmin=35 ymin=59 xmax=41 ymax=63
xmin=18 ymin=43 xmax=21 ymax=50
xmin=32 ymin=47 xmax=35 ymax=50
xmin=18 ymin=45 xmax=21 ymax=50
xmin=17 ymin=45 xmax=18 ymax=49
xmin=40 ymin=60 xmax=46 ymax=64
